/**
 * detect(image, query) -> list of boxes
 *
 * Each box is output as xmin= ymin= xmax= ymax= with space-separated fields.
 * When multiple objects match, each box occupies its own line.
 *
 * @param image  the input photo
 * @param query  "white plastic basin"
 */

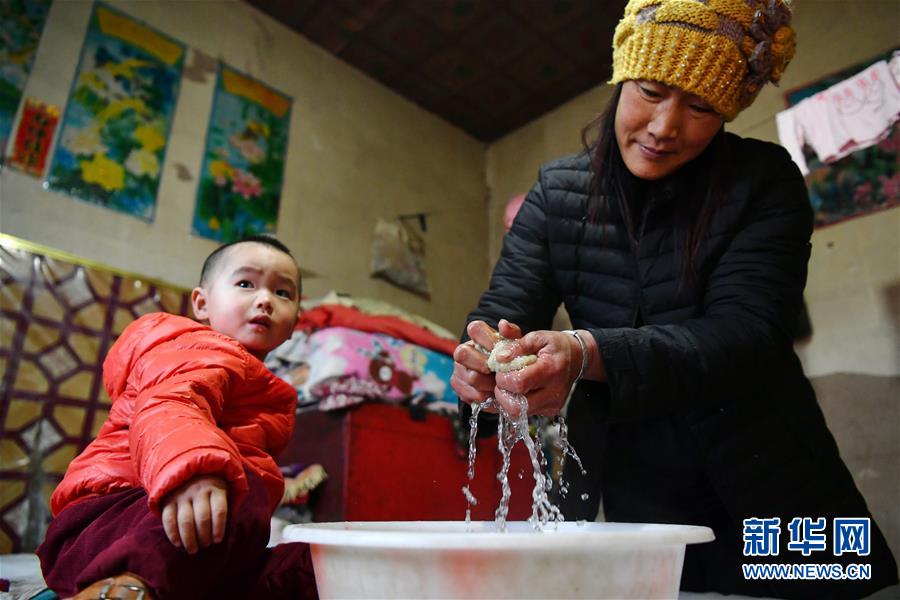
xmin=283 ymin=521 xmax=714 ymax=599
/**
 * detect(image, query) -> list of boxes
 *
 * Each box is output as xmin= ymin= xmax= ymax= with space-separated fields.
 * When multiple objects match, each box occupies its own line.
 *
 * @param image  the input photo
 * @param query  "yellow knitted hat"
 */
xmin=611 ymin=0 xmax=796 ymax=120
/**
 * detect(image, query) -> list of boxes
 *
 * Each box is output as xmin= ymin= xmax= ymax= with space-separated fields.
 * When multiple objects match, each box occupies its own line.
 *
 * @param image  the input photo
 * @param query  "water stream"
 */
xmin=462 ymin=394 xmax=586 ymax=532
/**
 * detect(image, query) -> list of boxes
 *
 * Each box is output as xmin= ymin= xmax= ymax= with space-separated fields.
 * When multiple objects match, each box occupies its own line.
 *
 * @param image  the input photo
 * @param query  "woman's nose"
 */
xmin=648 ymin=102 xmax=680 ymax=140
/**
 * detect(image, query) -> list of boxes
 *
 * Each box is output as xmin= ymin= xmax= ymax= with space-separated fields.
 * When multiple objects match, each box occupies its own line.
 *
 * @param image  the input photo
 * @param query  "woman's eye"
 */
xmin=639 ymin=86 xmax=661 ymax=98
xmin=236 ymin=280 xmax=253 ymax=288
xmin=691 ymin=104 xmax=715 ymax=114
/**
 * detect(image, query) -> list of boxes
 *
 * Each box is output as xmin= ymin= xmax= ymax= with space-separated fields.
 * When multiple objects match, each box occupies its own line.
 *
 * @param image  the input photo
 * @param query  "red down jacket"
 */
xmin=50 ymin=313 xmax=297 ymax=517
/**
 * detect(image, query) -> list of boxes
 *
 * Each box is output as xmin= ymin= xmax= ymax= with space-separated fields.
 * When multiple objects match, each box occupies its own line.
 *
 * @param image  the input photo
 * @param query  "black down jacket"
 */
xmin=464 ymin=133 xmax=898 ymax=598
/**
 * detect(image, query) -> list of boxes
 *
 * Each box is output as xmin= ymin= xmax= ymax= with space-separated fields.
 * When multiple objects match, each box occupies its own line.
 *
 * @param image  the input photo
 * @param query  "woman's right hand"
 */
xmin=451 ymin=319 xmax=522 ymax=406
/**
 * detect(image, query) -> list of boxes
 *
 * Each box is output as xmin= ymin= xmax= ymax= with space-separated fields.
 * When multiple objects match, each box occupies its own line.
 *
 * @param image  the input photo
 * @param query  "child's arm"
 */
xmin=127 ymin=337 xmax=251 ymax=514
xmin=123 ymin=325 xmax=296 ymax=515
xmin=161 ymin=474 xmax=228 ymax=554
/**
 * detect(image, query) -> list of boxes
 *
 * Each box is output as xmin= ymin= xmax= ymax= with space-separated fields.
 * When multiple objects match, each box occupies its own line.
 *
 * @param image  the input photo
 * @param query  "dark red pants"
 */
xmin=37 ymin=470 xmax=318 ymax=600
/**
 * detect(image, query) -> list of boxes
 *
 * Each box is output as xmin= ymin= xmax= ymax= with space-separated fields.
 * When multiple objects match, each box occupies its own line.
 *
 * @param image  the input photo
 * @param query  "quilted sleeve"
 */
xmin=127 ymin=335 xmax=250 ymax=514
xmin=223 ymin=371 xmax=296 ymax=511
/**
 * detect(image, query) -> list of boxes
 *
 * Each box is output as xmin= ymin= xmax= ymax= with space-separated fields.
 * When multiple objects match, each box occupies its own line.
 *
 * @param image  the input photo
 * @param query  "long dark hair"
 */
xmin=580 ymin=83 xmax=730 ymax=289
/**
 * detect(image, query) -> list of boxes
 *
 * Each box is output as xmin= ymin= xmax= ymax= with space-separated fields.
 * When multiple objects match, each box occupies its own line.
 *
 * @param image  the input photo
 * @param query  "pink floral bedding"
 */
xmin=267 ymin=327 xmax=456 ymax=413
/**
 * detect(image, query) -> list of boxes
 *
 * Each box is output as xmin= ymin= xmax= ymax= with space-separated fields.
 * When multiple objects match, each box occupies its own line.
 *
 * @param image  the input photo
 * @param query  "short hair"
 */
xmin=199 ymin=235 xmax=300 ymax=294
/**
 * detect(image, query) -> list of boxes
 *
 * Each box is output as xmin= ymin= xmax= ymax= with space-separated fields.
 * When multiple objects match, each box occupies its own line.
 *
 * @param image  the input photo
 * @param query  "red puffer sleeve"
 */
xmin=127 ymin=331 xmax=251 ymax=514
xmin=222 ymin=371 xmax=297 ymax=511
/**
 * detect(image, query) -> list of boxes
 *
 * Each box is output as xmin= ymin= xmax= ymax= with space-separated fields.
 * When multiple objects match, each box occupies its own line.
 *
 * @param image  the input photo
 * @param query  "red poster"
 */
xmin=8 ymin=98 xmax=60 ymax=177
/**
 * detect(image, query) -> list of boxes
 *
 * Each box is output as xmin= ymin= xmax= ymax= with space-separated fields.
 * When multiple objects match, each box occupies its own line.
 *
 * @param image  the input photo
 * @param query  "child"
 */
xmin=37 ymin=236 xmax=318 ymax=599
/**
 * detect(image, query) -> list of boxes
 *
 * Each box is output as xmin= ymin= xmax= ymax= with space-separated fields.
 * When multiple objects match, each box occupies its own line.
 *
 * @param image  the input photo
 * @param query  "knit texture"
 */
xmin=611 ymin=0 xmax=796 ymax=120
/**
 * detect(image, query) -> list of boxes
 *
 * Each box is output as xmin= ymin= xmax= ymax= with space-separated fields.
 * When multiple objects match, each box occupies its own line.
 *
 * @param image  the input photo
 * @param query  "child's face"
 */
xmin=191 ymin=242 xmax=300 ymax=360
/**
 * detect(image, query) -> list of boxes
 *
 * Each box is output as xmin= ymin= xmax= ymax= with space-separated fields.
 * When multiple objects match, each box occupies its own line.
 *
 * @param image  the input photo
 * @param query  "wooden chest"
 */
xmin=280 ymin=403 xmax=534 ymax=522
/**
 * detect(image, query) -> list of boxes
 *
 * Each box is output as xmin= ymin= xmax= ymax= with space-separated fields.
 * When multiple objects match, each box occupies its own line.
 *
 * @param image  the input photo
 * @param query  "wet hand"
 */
xmin=493 ymin=330 xmax=584 ymax=417
xmin=161 ymin=474 xmax=228 ymax=554
xmin=451 ymin=319 xmax=522 ymax=406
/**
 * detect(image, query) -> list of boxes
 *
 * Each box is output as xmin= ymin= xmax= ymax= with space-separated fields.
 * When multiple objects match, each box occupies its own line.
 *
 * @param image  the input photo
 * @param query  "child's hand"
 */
xmin=161 ymin=474 xmax=228 ymax=554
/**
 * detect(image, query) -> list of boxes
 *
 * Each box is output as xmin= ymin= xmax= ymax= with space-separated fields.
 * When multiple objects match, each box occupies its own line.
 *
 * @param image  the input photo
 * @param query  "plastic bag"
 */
xmin=369 ymin=218 xmax=431 ymax=298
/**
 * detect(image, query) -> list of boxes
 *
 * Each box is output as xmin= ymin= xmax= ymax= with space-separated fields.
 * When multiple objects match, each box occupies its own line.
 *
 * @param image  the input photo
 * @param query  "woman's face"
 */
xmin=615 ymin=80 xmax=724 ymax=180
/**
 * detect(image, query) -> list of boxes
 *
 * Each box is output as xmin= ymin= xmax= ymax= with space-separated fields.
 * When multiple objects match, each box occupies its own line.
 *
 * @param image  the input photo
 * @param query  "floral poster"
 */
xmin=0 ymin=0 xmax=52 ymax=164
xmin=46 ymin=3 xmax=184 ymax=221
xmin=192 ymin=65 xmax=291 ymax=242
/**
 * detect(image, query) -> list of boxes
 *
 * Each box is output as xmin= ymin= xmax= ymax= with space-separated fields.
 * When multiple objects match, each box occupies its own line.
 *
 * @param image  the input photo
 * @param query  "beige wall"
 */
xmin=485 ymin=0 xmax=900 ymax=377
xmin=485 ymin=85 xmax=615 ymax=264
xmin=0 ymin=0 xmax=488 ymax=334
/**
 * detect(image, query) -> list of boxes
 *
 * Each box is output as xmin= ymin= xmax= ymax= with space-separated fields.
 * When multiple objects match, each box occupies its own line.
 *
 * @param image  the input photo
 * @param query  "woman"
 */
xmin=451 ymin=0 xmax=898 ymax=597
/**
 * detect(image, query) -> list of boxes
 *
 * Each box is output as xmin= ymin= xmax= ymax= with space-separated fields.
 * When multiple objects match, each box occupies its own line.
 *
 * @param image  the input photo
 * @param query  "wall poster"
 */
xmin=7 ymin=97 xmax=59 ymax=176
xmin=192 ymin=64 xmax=292 ymax=243
xmin=0 ymin=0 xmax=52 ymax=164
xmin=46 ymin=2 xmax=184 ymax=221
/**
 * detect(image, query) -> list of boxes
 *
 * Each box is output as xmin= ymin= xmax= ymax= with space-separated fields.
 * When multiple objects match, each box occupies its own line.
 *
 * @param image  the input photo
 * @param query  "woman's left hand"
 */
xmin=492 ymin=330 xmax=585 ymax=417
xmin=451 ymin=319 xmax=523 ymax=407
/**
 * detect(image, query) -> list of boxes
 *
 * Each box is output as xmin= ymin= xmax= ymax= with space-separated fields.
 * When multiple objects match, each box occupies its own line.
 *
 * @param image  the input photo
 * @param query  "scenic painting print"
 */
xmin=46 ymin=3 xmax=184 ymax=221
xmin=0 ymin=0 xmax=52 ymax=164
xmin=192 ymin=65 xmax=291 ymax=243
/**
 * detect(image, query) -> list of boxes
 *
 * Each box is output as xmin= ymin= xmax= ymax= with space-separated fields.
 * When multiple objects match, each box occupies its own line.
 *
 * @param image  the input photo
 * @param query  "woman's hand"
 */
xmin=161 ymin=474 xmax=228 ymax=554
xmin=493 ymin=330 xmax=591 ymax=417
xmin=451 ymin=319 xmax=522 ymax=406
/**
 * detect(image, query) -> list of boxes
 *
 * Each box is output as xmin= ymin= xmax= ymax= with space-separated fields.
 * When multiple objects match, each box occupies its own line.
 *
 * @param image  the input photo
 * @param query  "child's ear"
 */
xmin=191 ymin=287 xmax=209 ymax=321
